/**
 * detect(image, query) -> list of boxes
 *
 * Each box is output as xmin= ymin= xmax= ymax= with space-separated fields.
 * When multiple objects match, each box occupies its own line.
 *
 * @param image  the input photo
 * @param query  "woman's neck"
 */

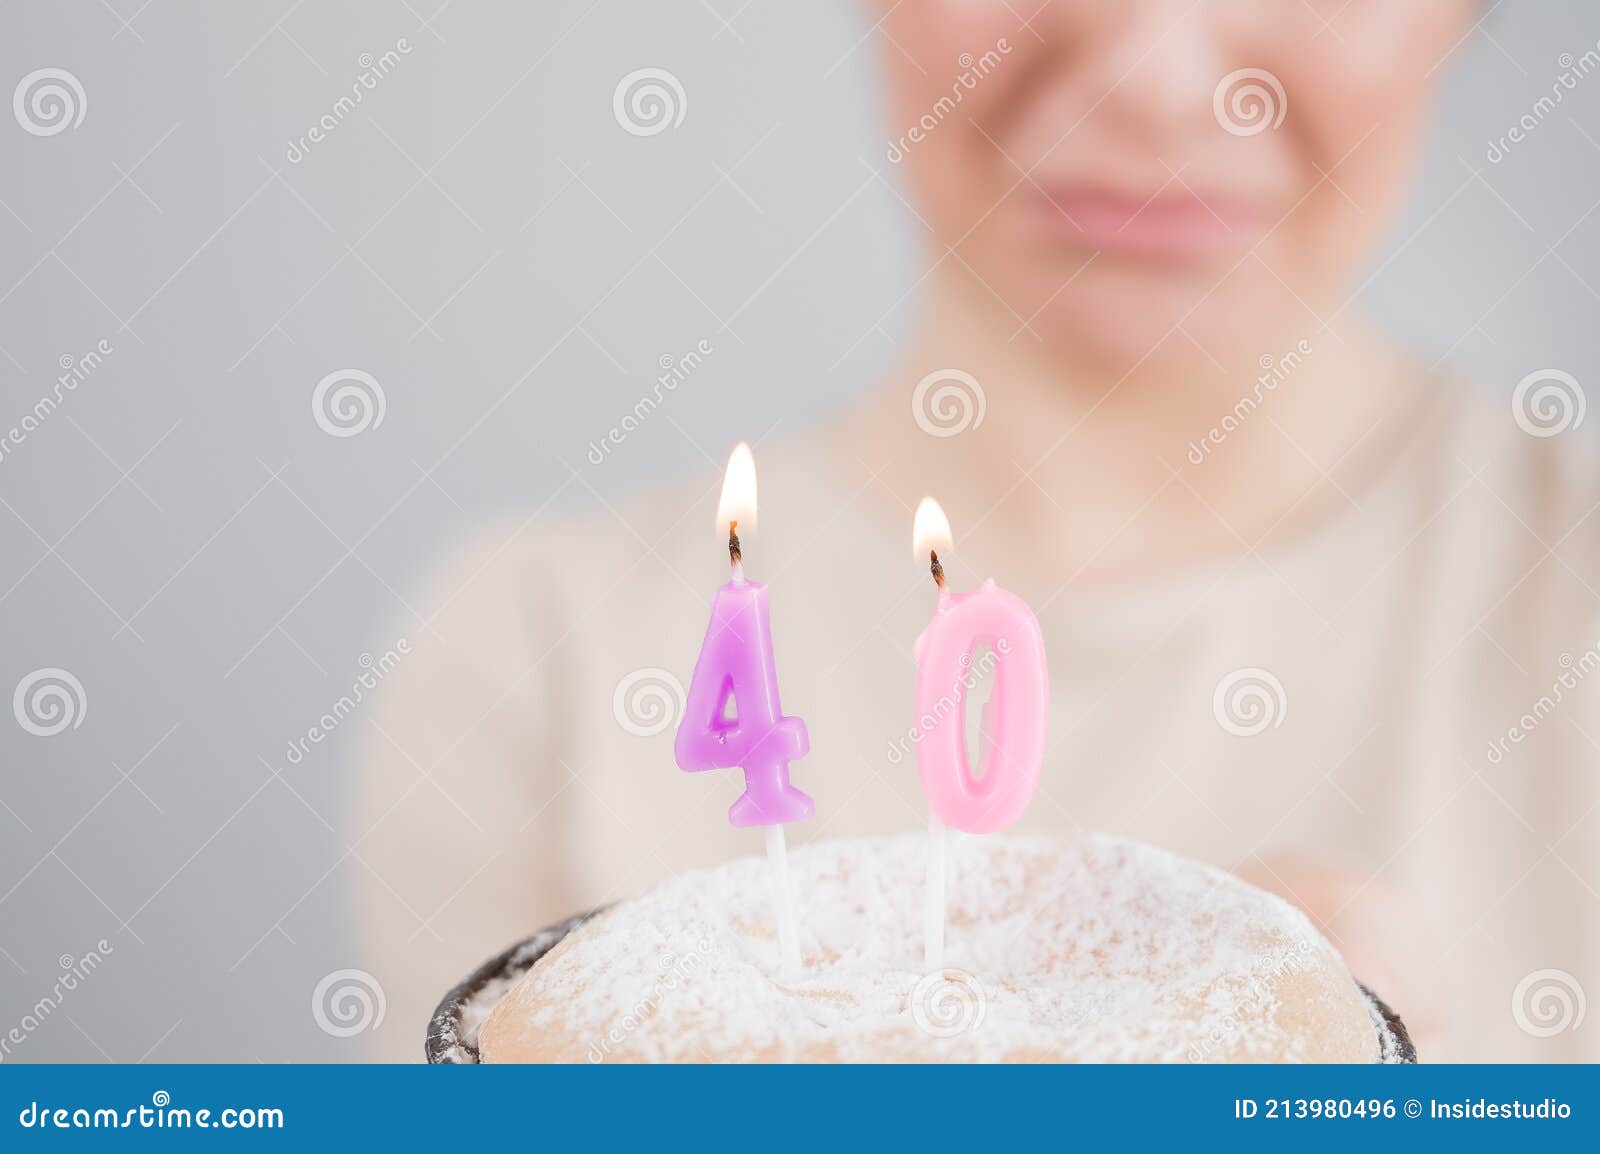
xmin=839 ymin=278 xmax=1420 ymax=592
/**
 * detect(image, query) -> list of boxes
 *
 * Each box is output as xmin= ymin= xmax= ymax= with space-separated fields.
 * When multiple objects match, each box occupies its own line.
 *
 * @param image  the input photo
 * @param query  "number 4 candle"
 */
xmin=911 ymin=497 xmax=1048 ymax=971
xmin=674 ymin=444 xmax=814 ymax=978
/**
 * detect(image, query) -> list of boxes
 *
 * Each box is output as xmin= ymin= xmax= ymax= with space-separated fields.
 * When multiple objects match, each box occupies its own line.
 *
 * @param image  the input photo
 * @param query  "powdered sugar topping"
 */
xmin=479 ymin=833 xmax=1382 ymax=1063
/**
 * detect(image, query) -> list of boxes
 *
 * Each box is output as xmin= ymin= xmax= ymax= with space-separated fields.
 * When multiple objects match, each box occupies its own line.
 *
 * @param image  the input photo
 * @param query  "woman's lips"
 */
xmin=1029 ymin=185 xmax=1265 ymax=261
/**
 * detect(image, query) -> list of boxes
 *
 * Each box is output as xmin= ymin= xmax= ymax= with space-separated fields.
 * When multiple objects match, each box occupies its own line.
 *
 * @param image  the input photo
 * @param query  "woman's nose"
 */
xmin=1037 ymin=0 xmax=1230 ymax=134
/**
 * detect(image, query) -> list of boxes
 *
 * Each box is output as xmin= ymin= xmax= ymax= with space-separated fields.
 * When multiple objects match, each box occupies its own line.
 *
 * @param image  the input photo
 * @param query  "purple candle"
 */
xmin=674 ymin=577 xmax=815 ymax=827
xmin=673 ymin=443 xmax=811 ymax=975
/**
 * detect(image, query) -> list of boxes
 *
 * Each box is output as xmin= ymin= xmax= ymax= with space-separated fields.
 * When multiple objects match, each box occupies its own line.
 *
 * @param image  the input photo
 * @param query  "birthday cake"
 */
xmin=470 ymin=833 xmax=1409 ymax=1063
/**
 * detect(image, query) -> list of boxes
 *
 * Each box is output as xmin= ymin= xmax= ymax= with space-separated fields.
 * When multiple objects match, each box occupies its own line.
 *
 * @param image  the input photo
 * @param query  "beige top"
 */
xmin=356 ymin=380 xmax=1599 ymax=1062
xmin=477 ymin=833 xmax=1384 ymax=1064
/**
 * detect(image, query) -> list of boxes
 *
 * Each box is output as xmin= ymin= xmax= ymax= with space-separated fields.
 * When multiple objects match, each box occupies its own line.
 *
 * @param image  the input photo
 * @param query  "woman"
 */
xmin=358 ymin=1 xmax=1597 ymax=1060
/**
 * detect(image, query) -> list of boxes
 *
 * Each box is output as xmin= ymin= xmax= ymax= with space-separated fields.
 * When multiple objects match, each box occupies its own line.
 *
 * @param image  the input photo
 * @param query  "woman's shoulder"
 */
xmin=1433 ymin=367 xmax=1600 ymax=537
xmin=1378 ymin=367 xmax=1600 ymax=655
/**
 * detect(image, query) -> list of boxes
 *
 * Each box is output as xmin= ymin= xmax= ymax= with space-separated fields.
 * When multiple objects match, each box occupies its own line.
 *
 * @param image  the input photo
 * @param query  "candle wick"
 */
xmin=729 ymin=521 xmax=746 ymax=583
xmin=929 ymin=549 xmax=946 ymax=592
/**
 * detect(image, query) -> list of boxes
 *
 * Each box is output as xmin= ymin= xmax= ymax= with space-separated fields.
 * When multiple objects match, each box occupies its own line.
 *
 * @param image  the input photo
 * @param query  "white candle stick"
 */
xmin=925 ymin=811 xmax=946 ymax=972
xmin=913 ymin=497 xmax=955 ymax=974
xmin=765 ymin=823 xmax=802 ymax=978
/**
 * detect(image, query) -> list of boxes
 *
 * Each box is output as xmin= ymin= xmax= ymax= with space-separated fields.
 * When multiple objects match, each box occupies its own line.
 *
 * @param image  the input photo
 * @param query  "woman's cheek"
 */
xmin=1283 ymin=1 xmax=1468 ymax=181
xmin=1274 ymin=49 xmax=1442 ymax=290
xmin=880 ymin=34 xmax=1031 ymax=238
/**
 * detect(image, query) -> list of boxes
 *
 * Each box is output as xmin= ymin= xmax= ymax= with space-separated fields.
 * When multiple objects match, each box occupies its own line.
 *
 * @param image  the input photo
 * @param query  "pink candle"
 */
xmin=911 ymin=498 xmax=1048 ymax=832
xmin=911 ymin=497 xmax=1048 ymax=969
xmin=913 ymin=579 xmax=1048 ymax=833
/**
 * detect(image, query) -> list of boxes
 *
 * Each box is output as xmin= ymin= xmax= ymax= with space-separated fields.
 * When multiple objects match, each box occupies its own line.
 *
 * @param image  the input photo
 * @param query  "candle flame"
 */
xmin=716 ymin=442 xmax=758 ymax=540
xmin=912 ymin=496 xmax=952 ymax=559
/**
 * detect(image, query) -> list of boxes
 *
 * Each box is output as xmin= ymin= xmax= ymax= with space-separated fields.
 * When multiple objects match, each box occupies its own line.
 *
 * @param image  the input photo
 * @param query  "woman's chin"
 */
xmin=1024 ymin=268 xmax=1304 ymax=380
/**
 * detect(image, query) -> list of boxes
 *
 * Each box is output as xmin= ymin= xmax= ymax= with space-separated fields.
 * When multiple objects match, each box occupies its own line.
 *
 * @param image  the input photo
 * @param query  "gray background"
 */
xmin=0 ymin=1 xmax=1596 ymax=1061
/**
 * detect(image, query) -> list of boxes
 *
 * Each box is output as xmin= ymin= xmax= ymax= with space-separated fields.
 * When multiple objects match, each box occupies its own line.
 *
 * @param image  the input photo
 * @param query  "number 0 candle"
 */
xmin=911 ymin=497 xmax=1048 ymax=970
xmin=674 ymin=443 xmax=813 ymax=977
